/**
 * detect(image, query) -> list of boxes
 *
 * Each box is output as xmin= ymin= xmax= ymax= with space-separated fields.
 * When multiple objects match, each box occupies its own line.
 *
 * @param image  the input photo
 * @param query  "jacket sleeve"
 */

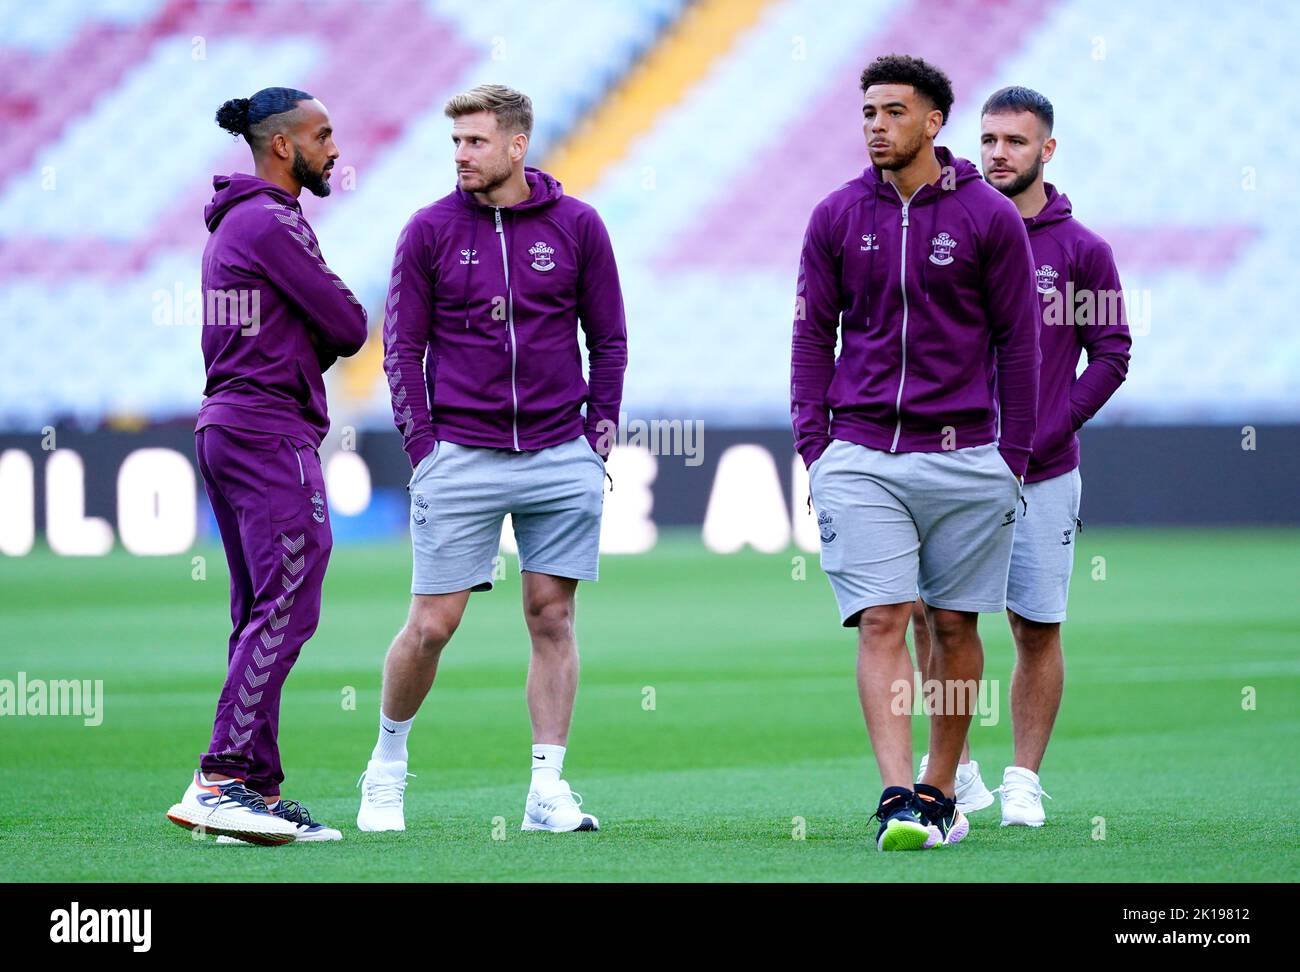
xmin=381 ymin=216 xmax=438 ymax=468
xmin=1070 ymin=239 xmax=1131 ymax=429
xmin=790 ymin=203 xmax=840 ymax=468
xmin=982 ymin=204 xmax=1041 ymax=479
xmin=251 ymin=206 xmax=369 ymax=356
xmin=576 ymin=209 xmax=628 ymax=458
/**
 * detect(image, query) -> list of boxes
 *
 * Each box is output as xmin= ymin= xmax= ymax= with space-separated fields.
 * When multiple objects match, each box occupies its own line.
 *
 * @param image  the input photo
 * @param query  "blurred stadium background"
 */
xmin=1 ymin=0 xmax=1298 ymax=884
xmin=1 ymin=0 xmax=1298 ymax=556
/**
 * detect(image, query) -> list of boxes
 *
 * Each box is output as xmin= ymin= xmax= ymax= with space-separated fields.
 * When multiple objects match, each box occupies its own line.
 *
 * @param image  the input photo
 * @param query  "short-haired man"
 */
xmin=793 ymin=56 xmax=1040 ymax=851
xmin=913 ymin=86 xmax=1131 ymax=826
xmin=358 ymin=84 xmax=627 ymax=833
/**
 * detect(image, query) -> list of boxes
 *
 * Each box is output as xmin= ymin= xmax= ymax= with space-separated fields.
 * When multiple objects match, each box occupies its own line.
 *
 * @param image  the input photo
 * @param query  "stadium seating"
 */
xmin=0 ymin=0 xmax=1294 ymax=430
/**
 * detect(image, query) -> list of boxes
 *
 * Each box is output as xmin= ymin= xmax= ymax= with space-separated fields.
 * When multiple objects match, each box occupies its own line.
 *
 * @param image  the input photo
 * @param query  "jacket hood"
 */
xmin=205 ymin=173 xmax=299 ymax=231
xmin=456 ymin=165 xmax=564 ymax=212
xmin=858 ymin=146 xmax=982 ymax=198
xmin=1024 ymin=182 xmax=1072 ymax=230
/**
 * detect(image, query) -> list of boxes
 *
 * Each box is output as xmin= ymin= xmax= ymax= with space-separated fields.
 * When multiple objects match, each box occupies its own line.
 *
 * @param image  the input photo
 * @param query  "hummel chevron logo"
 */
xmin=260 ymin=629 xmax=284 ymax=651
xmin=238 ymin=684 xmax=263 ymax=707
xmin=281 ymin=533 xmax=305 ymax=554
xmin=228 ymin=727 xmax=251 ymax=748
xmin=252 ymin=643 xmax=278 ymax=668
xmin=282 ymin=575 xmax=303 ymax=594
xmin=268 ymin=610 xmax=289 ymax=631
xmin=232 ymin=706 xmax=254 ymax=728
xmin=244 ymin=665 xmax=270 ymax=688
xmin=276 ymin=593 xmax=295 ymax=612
xmin=282 ymin=554 xmax=305 ymax=575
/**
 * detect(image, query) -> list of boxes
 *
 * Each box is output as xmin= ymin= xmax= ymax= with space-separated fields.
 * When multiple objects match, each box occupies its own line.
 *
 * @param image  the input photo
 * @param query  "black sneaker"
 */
xmin=914 ymin=781 xmax=969 ymax=847
xmin=871 ymin=786 xmax=930 ymax=852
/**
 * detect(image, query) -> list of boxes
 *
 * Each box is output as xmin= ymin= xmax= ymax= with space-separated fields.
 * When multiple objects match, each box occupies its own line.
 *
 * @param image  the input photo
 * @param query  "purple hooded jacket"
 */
xmin=791 ymin=147 xmax=1041 ymax=478
xmin=1023 ymin=184 xmax=1131 ymax=483
xmin=383 ymin=166 xmax=627 ymax=467
xmin=197 ymin=173 xmax=369 ymax=447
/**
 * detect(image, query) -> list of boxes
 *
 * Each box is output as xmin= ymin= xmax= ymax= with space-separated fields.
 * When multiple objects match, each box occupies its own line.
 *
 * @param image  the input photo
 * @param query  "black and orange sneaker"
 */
xmin=872 ymin=786 xmax=930 ymax=852
xmin=914 ymin=781 xmax=970 ymax=847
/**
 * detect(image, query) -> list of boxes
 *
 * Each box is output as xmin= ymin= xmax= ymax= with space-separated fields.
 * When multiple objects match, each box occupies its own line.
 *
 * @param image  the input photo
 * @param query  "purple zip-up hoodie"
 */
xmin=1023 ymin=184 xmax=1131 ymax=483
xmin=197 ymin=173 xmax=369 ymax=447
xmin=383 ymin=166 xmax=627 ymax=467
xmin=791 ymin=147 xmax=1040 ymax=477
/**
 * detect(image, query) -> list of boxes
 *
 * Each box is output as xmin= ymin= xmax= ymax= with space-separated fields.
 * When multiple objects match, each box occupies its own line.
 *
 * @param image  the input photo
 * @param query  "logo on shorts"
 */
xmin=1036 ymin=264 xmax=1059 ymax=294
xmin=529 ymin=241 xmax=556 ymax=272
xmin=818 ymin=509 xmax=837 ymax=544
xmin=311 ymin=490 xmax=326 ymax=524
xmin=411 ymin=492 xmax=429 ymax=526
xmin=1061 ymin=527 xmax=1074 ymax=545
xmin=928 ymin=232 xmax=957 ymax=266
xmin=1001 ymin=508 xmax=1016 ymax=526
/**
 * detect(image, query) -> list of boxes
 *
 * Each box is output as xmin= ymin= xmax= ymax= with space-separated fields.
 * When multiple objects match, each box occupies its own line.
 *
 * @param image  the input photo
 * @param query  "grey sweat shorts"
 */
xmin=1005 ymin=467 xmax=1082 ymax=624
xmin=809 ymin=439 xmax=1023 ymax=626
xmin=407 ymin=436 xmax=606 ymax=595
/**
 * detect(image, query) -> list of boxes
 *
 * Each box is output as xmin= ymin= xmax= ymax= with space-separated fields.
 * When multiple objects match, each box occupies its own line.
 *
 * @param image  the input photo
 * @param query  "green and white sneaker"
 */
xmin=872 ymin=787 xmax=930 ymax=852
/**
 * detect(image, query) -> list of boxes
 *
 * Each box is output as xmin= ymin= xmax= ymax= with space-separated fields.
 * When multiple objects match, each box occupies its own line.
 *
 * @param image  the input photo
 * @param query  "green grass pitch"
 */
xmin=1 ymin=528 xmax=1297 ymax=882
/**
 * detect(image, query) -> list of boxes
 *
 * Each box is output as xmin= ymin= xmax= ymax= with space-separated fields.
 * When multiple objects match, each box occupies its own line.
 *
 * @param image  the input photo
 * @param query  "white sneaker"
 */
xmin=997 ymin=765 xmax=1052 ymax=827
xmin=356 ymin=759 xmax=413 ymax=832
xmin=917 ymin=754 xmax=996 ymax=814
xmin=216 ymin=799 xmax=342 ymax=843
xmin=166 ymin=771 xmax=297 ymax=845
xmin=521 ymin=780 xmax=599 ymax=832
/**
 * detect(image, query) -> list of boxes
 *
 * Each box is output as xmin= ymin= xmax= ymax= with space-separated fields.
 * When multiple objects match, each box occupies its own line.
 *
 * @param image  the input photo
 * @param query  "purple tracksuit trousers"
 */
xmin=194 ymin=425 xmax=332 ymax=795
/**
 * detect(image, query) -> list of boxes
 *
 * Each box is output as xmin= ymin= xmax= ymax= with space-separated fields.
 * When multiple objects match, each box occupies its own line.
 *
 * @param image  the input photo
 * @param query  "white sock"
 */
xmin=531 ymin=744 xmax=565 ymax=787
xmin=372 ymin=711 xmax=415 ymax=764
xmin=200 ymin=772 xmax=233 ymax=788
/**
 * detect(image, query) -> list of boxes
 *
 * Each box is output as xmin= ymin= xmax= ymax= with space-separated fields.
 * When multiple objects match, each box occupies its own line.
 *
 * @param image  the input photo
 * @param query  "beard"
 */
xmin=293 ymin=147 xmax=332 ymax=197
xmin=458 ymin=155 xmax=513 ymax=194
xmin=873 ymin=126 xmax=928 ymax=172
xmin=989 ymin=156 xmax=1042 ymax=198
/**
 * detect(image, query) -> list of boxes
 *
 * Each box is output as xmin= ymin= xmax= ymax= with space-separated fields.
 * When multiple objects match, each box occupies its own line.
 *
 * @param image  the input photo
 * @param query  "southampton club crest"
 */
xmin=529 ymin=241 xmax=556 ymax=272
xmin=1036 ymin=264 xmax=1059 ymax=294
xmin=928 ymin=232 xmax=957 ymax=266
xmin=311 ymin=490 xmax=326 ymax=524
xmin=817 ymin=509 xmax=837 ymax=544
xmin=411 ymin=492 xmax=429 ymax=526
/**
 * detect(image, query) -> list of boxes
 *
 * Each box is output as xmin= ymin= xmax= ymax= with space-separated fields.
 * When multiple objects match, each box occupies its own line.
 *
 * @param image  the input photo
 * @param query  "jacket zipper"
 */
xmin=494 ymin=207 xmax=521 ymax=451
xmin=890 ymin=186 xmax=912 ymax=452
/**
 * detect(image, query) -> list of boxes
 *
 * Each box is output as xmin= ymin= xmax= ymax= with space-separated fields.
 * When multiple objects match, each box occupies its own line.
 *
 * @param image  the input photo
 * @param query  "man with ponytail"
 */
xmin=165 ymin=87 xmax=368 ymax=846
